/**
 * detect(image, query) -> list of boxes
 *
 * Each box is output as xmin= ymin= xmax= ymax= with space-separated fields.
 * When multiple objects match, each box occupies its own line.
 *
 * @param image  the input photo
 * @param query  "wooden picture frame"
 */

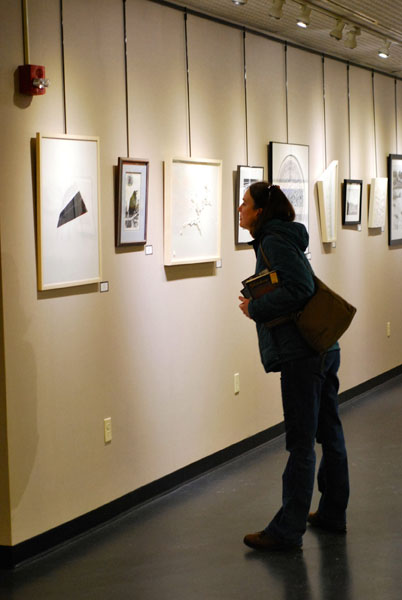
xmin=36 ymin=133 xmax=101 ymax=290
xmin=317 ymin=160 xmax=338 ymax=243
xmin=116 ymin=158 xmax=149 ymax=246
xmin=368 ymin=177 xmax=387 ymax=229
xmin=342 ymin=179 xmax=362 ymax=225
xmin=163 ymin=157 xmax=222 ymax=266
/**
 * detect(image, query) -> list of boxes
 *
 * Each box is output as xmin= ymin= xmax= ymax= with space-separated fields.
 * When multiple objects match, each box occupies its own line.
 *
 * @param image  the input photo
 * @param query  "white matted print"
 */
xmin=236 ymin=165 xmax=264 ymax=245
xmin=164 ymin=157 xmax=222 ymax=265
xmin=36 ymin=133 xmax=101 ymax=290
xmin=368 ymin=177 xmax=387 ymax=229
xmin=317 ymin=160 xmax=338 ymax=243
xmin=388 ymin=154 xmax=402 ymax=245
xmin=268 ymin=142 xmax=309 ymax=231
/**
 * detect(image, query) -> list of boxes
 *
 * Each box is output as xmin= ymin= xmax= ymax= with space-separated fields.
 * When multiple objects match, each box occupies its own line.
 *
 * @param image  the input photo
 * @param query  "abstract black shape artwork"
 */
xmin=57 ymin=191 xmax=88 ymax=227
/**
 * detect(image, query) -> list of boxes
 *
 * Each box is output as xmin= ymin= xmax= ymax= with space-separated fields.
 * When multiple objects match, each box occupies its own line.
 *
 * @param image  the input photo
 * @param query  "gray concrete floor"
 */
xmin=1 ymin=374 xmax=402 ymax=599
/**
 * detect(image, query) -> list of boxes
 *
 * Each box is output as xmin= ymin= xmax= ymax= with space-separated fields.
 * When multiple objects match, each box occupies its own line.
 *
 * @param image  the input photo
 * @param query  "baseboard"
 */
xmin=1 ymin=363 xmax=401 ymax=569
xmin=338 ymin=363 xmax=402 ymax=404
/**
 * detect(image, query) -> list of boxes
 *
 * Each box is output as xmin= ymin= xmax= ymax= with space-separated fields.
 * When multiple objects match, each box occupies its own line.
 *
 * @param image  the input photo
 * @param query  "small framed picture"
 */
xmin=236 ymin=165 xmax=264 ymax=245
xmin=117 ymin=158 xmax=149 ymax=246
xmin=342 ymin=179 xmax=362 ymax=225
xmin=387 ymin=154 xmax=402 ymax=245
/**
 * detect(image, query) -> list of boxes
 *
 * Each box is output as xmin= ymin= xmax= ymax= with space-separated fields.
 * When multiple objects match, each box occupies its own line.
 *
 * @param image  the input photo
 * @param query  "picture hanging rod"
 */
xmin=149 ymin=0 xmax=402 ymax=83
xmin=22 ymin=0 xmax=30 ymax=64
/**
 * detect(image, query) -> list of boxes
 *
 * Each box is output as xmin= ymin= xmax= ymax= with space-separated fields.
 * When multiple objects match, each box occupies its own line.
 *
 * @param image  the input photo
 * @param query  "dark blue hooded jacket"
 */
xmin=247 ymin=219 xmax=337 ymax=372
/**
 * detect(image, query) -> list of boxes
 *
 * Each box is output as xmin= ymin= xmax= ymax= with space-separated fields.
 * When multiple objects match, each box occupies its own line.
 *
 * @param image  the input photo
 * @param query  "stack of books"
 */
xmin=241 ymin=268 xmax=279 ymax=299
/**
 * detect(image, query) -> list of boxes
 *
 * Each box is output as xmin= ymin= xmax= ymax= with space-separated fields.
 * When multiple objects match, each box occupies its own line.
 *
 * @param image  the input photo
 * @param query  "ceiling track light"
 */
xmin=378 ymin=40 xmax=391 ymax=58
xmin=269 ymin=0 xmax=285 ymax=20
xmin=344 ymin=26 xmax=361 ymax=49
xmin=297 ymin=4 xmax=311 ymax=29
xmin=232 ymin=0 xmax=248 ymax=5
xmin=330 ymin=18 xmax=345 ymax=41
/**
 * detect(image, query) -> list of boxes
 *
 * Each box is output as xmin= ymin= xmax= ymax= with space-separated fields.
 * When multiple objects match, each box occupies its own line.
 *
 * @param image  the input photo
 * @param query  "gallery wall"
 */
xmin=0 ymin=0 xmax=401 ymax=546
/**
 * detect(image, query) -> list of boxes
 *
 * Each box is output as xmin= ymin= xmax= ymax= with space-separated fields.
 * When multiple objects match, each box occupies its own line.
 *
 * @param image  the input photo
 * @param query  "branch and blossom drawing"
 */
xmin=179 ymin=185 xmax=212 ymax=237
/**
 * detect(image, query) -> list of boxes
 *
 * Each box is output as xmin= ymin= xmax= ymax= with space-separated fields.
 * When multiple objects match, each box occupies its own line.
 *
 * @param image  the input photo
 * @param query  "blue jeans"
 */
xmin=266 ymin=350 xmax=349 ymax=545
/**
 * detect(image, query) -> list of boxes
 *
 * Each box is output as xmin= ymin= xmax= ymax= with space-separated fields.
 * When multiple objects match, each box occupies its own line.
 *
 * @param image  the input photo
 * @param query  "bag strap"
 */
xmin=258 ymin=241 xmax=272 ymax=270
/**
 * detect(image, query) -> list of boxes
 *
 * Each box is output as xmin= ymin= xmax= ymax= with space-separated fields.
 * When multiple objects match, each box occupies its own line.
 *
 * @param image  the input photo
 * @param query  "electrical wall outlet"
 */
xmin=234 ymin=373 xmax=240 ymax=395
xmin=104 ymin=417 xmax=112 ymax=443
xmin=386 ymin=322 xmax=391 ymax=337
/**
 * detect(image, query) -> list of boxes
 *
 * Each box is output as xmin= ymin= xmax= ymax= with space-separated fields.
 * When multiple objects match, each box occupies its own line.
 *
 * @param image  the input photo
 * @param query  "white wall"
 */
xmin=0 ymin=0 xmax=401 ymax=546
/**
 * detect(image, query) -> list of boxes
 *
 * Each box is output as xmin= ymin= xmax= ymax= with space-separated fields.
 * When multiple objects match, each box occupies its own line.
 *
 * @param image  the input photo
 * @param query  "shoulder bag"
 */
xmin=259 ymin=239 xmax=357 ymax=354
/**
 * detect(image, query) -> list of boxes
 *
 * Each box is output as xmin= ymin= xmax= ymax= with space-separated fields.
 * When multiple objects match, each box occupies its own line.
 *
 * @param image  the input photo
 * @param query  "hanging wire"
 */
xmin=21 ymin=0 xmax=30 ymax=64
xmin=123 ymin=0 xmax=130 ymax=157
xmin=395 ymin=79 xmax=398 ymax=153
xmin=322 ymin=56 xmax=328 ymax=170
xmin=284 ymin=43 xmax=289 ymax=144
xmin=347 ymin=64 xmax=351 ymax=179
xmin=184 ymin=10 xmax=192 ymax=158
xmin=243 ymin=29 xmax=249 ymax=166
xmin=60 ymin=0 xmax=67 ymax=134
xmin=372 ymin=71 xmax=378 ymax=177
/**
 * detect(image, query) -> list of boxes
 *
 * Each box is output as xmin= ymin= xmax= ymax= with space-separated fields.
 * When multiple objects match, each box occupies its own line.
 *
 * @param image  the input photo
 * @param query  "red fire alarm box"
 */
xmin=18 ymin=65 xmax=49 ymax=96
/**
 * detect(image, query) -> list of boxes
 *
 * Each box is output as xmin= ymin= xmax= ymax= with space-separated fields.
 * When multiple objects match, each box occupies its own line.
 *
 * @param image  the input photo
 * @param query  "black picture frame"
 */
xmin=235 ymin=164 xmax=264 ymax=245
xmin=342 ymin=179 xmax=362 ymax=225
xmin=268 ymin=141 xmax=309 ymax=232
xmin=387 ymin=154 xmax=402 ymax=246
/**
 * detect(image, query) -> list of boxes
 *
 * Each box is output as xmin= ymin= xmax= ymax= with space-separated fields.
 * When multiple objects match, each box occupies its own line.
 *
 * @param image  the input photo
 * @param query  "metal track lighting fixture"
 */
xmin=297 ymin=4 xmax=311 ymax=28
xmin=378 ymin=40 xmax=391 ymax=58
xmin=344 ymin=26 xmax=361 ymax=49
xmin=269 ymin=0 xmax=285 ymax=20
xmin=230 ymin=1 xmax=396 ymax=62
xmin=330 ymin=18 xmax=345 ymax=41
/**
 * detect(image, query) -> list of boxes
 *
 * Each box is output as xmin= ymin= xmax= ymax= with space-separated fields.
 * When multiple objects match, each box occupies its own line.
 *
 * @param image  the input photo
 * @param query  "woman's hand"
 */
xmin=238 ymin=296 xmax=251 ymax=319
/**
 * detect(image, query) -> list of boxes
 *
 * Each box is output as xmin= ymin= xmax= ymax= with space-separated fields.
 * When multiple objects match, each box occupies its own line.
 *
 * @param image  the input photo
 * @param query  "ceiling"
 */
xmin=169 ymin=0 xmax=402 ymax=77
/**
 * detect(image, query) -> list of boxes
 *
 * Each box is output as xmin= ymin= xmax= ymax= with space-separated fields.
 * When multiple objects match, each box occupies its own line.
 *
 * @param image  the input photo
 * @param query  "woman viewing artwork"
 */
xmin=238 ymin=182 xmax=349 ymax=551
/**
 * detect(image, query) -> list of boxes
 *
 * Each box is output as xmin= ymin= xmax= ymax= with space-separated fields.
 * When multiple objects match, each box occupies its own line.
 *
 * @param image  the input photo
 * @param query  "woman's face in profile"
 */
xmin=239 ymin=188 xmax=262 ymax=232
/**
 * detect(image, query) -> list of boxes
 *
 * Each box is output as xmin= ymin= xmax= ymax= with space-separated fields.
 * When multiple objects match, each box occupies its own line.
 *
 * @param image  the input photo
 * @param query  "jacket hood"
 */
xmin=258 ymin=219 xmax=309 ymax=252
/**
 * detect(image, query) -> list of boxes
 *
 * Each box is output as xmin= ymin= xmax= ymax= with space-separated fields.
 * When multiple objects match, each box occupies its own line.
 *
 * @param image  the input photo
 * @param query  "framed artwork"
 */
xmin=317 ymin=160 xmax=338 ymax=243
xmin=268 ymin=141 xmax=309 ymax=231
xmin=117 ymin=158 xmax=148 ymax=246
xmin=342 ymin=179 xmax=362 ymax=225
xmin=164 ymin=157 xmax=222 ymax=265
xmin=236 ymin=165 xmax=264 ymax=245
xmin=387 ymin=154 xmax=402 ymax=245
xmin=36 ymin=133 xmax=101 ymax=291
xmin=368 ymin=177 xmax=387 ymax=229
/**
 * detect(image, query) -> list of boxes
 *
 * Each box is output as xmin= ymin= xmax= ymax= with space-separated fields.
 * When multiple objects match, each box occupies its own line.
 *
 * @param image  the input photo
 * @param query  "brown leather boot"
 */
xmin=243 ymin=530 xmax=302 ymax=551
xmin=307 ymin=511 xmax=347 ymax=533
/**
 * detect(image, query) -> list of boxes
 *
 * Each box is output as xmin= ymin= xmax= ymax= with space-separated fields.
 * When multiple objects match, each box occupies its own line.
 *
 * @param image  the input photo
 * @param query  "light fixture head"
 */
xmin=232 ymin=0 xmax=248 ymax=5
xmin=297 ymin=4 xmax=311 ymax=28
xmin=378 ymin=40 xmax=391 ymax=58
xmin=269 ymin=0 xmax=285 ymax=20
xmin=330 ymin=18 xmax=345 ymax=41
xmin=344 ymin=26 xmax=361 ymax=49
